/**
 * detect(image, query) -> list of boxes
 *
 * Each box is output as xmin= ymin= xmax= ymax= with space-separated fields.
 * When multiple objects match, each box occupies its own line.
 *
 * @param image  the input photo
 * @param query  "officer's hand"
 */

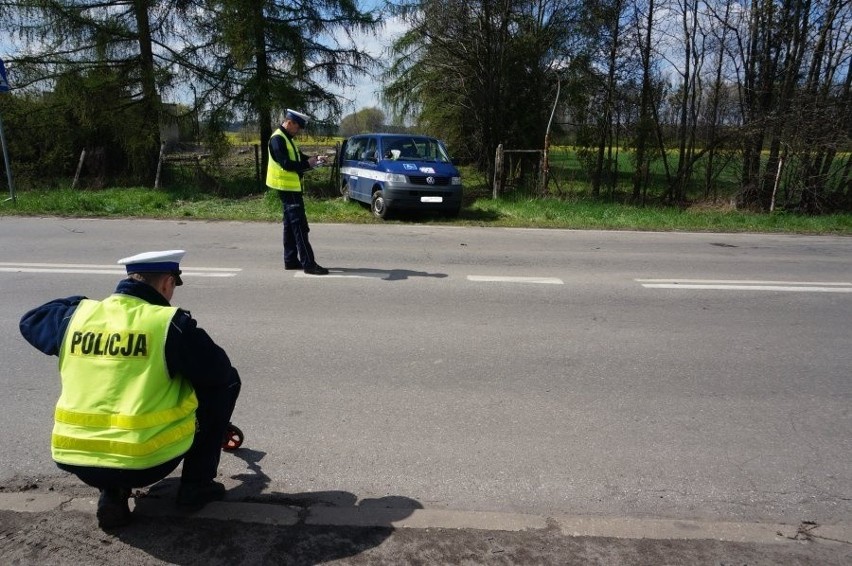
xmin=308 ymin=156 xmax=319 ymax=168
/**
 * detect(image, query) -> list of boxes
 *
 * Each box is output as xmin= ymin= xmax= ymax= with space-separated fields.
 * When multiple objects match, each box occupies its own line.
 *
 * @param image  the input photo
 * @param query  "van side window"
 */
xmin=344 ymin=138 xmax=364 ymax=161
xmin=363 ymin=137 xmax=378 ymax=161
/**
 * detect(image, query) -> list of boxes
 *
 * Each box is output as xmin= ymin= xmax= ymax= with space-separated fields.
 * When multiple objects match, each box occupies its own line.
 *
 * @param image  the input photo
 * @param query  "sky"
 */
xmin=328 ymin=14 xmax=408 ymax=116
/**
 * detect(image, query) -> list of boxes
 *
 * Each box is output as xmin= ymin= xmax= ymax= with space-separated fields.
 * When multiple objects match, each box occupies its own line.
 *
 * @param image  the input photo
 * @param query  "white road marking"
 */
xmin=0 ymin=262 xmax=241 ymax=278
xmin=293 ymin=272 xmax=565 ymax=284
xmin=293 ymin=271 xmax=375 ymax=279
xmin=636 ymin=278 xmax=851 ymax=286
xmin=467 ymin=275 xmax=564 ymax=285
xmin=637 ymin=278 xmax=852 ymax=293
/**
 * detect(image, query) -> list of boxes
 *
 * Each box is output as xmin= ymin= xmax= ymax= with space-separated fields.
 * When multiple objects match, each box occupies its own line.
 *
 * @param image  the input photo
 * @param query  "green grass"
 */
xmin=3 ymin=186 xmax=851 ymax=234
xmin=6 ymin=138 xmax=845 ymax=234
xmin=463 ymin=198 xmax=852 ymax=233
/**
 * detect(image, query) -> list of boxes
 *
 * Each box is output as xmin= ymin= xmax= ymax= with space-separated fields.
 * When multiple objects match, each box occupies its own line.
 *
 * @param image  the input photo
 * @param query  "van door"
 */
xmin=341 ymin=136 xmax=365 ymax=202
xmin=354 ymin=136 xmax=379 ymax=201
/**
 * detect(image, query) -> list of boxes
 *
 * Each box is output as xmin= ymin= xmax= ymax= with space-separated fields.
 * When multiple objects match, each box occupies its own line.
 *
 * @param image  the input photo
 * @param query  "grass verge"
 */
xmin=2 ymin=187 xmax=851 ymax=235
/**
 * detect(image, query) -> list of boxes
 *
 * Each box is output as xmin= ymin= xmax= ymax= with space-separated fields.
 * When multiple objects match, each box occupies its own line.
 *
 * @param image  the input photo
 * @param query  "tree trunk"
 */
xmin=250 ymin=0 xmax=272 ymax=177
xmin=632 ymin=0 xmax=655 ymax=202
xmin=133 ymin=0 xmax=162 ymax=182
xmin=594 ymin=1 xmax=621 ymax=198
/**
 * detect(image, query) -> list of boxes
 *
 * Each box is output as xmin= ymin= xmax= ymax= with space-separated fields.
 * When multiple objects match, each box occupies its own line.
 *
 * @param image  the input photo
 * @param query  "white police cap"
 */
xmin=117 ymin=250 xmax=186 ymax=285
xmin=284 ymin=108 xmax=309 ymax=128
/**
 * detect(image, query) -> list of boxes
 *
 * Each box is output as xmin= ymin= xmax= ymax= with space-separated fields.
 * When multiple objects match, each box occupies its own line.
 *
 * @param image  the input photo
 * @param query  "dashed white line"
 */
xmin=0 ymin=262 xmax=241 ymax=278
xmin=636 ymin=278 xmax=852 ymax=293
xmin=292 ymin=272 xmax=565 ymax=284
xmin=293 ymin=271 xmax=376 ymax=279
xmin=636 ymin=278 xmax=851 ymax=286
xmin=467 ymin=275 xmax=564 ymax=285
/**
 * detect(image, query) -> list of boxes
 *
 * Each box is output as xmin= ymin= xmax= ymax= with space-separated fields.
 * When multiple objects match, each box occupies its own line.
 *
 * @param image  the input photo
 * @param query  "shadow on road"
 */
xmin=332 ymin=267 xmax=448 ymax=281
xmin=123 ymin=448 xmax=423 ymax=565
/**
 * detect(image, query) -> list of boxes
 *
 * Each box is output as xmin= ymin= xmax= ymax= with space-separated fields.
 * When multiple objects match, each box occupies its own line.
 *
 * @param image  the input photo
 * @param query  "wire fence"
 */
xmin=154 ymin=141 xmax=340 ymax=198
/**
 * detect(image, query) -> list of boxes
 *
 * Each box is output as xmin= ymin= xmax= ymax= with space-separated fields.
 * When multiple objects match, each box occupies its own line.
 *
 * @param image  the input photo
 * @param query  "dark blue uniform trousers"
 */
xmin=278 ymin=190 xmax=318 ymax=269
xmin=57 ymin=377 xmax=241 ymax=489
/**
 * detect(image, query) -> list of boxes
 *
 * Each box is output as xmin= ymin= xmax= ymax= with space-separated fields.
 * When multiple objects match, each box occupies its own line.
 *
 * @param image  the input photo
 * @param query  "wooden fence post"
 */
xmin=540 ymin=133 xmax=550 ymax=196
xmin=493 ymin=144 xmax=503 ymax=199
xmin=254 ymin=144 xmax=261 ymax=192
xmin=154 ymin=142 xmax=166 ymax=189
xmin=770 ymin=157 xmax=783 ymax=212
xmin=329 ymin=142 xmax=340 ymax=196
xmin=71 ymin=149 xmax=86 ymax=189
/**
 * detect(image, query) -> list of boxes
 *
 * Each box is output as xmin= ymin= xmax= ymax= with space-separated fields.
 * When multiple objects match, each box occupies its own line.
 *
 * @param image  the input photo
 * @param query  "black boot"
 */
xmin=97 ymin=488 xmax=132 ymax=529
xmin=303 ymin=264 xmax=329 ymax=275
xmin=176 ymin=480 xmax=226 ymax=511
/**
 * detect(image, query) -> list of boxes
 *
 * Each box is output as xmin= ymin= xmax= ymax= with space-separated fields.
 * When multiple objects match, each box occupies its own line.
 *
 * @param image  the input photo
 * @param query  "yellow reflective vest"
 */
xmin=266 ymin=128 xmax=303 ymax=192
xmin=54 ymin=295 xmax=198 ymax=469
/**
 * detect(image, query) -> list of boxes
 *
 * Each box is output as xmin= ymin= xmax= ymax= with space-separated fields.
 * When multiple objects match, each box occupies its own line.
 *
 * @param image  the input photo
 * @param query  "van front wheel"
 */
xmin=371 ymin=190 xmax=389 ymax=219
xmin=340 ymin=182 xmax=351 ymax=202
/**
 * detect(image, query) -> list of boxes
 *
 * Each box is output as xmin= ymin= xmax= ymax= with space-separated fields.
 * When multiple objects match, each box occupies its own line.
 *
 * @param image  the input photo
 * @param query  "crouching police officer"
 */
xmin=19 ymin=250 xmax=241 ymax=529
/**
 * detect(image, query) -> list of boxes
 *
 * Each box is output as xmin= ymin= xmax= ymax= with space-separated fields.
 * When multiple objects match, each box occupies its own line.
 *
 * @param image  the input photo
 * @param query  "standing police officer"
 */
xmin=19 ymin=250 xmax=241 ymax=529
xmin=267 ymin=108 xmax=329 ymax=275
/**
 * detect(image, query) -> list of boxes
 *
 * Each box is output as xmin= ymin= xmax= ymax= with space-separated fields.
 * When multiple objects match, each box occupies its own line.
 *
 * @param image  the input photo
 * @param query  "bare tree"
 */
xmin=630 ymin=0 xmax=659 ymax=202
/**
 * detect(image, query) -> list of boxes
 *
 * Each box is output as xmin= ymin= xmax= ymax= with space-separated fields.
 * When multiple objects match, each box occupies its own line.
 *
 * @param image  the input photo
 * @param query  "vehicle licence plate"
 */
xmin=421 ymin=196 xmax=443 ymax=203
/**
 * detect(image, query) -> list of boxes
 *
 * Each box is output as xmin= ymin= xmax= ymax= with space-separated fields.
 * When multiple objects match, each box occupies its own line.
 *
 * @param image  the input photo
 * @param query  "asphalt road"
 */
xmin=1 ymin=217 xmax=850 ymax=563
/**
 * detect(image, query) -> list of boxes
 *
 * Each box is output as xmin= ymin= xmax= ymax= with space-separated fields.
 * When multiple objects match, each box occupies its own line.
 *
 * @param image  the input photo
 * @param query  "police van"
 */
xmin=338 ymin=133 xmax=463 ymax=219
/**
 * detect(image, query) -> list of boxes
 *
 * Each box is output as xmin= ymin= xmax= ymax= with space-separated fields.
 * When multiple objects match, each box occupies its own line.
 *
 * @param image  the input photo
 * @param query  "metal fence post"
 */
xmin=0 ymin=59 xmax=13 ymax=203
xmin=0 ymin=112 xmax=15 ymax=203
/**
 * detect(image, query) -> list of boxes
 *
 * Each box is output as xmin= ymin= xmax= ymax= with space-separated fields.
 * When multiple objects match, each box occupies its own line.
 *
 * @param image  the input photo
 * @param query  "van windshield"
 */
xmin=381 ymin=137 xmax=451 ymax=163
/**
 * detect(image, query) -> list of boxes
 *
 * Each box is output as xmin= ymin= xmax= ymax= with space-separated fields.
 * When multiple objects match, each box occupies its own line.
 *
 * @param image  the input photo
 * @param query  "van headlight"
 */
xmin=384 ymin=173 xmax=408 ymax=183
xmin=451 ymin=176 xmax=462 ymax=185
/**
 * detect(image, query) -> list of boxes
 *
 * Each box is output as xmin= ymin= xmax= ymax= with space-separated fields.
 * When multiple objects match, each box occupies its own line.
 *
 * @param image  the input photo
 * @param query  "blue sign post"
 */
xmin=0 ymin=57 xmax=16 ymax=203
